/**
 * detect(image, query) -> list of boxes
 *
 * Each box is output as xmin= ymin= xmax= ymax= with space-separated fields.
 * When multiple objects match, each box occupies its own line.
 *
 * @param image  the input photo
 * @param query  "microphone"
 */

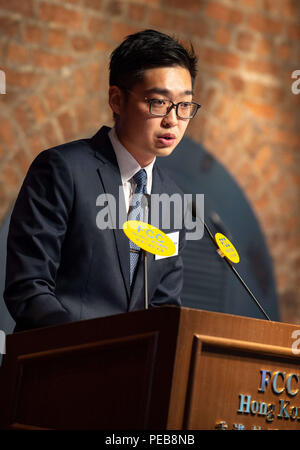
xmin=191 ymin=202 xmax=271 ymax=321
xmin=141 ymin=194 xmax=152 ymax=310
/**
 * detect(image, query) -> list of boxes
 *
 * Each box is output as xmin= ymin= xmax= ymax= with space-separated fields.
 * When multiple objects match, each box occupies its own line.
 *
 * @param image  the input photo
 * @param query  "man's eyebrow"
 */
xmin=145 ymin=87 xmax=193 ymax=96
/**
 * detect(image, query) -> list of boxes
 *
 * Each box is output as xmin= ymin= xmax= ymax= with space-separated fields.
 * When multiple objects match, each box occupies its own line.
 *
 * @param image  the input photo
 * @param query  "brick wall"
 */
xmin=0 ymin=0 xmax=299 ymax=323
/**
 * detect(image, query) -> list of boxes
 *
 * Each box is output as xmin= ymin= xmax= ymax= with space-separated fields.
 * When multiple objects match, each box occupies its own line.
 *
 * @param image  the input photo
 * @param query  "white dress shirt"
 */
xmin=108 ymin=127 xmax=156 ymax=214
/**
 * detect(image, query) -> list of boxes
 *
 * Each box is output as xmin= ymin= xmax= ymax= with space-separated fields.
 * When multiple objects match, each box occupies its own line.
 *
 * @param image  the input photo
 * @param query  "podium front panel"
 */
xmin=167 ymin=308 xmax=300 ymax=430
xmin=183 ymin=334 xmax=300 ymax=430
xmin=0 ymin=307 xmax=181 ymax=430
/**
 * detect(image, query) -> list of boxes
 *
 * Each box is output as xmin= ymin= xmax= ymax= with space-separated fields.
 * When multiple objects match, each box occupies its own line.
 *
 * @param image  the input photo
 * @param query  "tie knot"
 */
xmin=133 ymin=169 xmax=147 ymax=192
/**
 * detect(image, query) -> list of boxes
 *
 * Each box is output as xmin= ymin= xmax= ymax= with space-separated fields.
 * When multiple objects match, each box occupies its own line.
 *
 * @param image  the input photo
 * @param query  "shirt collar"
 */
xmin=108 ymin=127 xmax=156 ymax=188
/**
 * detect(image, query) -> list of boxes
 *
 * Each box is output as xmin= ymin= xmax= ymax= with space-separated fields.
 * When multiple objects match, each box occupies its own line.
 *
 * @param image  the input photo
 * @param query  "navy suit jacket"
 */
xmin=4 ymin=126 xmax=185 ymax=332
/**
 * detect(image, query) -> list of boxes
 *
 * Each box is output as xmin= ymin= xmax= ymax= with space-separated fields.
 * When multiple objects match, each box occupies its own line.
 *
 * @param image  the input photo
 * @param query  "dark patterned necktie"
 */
xmin=128 ymin=169 xmax=147 ymax=285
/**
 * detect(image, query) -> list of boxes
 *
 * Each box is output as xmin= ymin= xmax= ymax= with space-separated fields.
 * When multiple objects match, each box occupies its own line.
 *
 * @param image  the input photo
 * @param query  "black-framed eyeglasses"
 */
xmin=122 ymin=88 xmax=201 ymax=119
xmin=145 ymin=98 xmax=201 ymax=119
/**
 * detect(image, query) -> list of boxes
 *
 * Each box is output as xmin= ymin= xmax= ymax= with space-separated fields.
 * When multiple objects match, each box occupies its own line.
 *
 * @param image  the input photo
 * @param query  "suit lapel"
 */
xmin=92 ymin=127 xmax=131 ymax=302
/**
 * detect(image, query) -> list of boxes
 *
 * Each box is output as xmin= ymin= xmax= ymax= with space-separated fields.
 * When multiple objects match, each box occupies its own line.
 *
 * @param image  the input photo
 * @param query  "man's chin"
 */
xmin=154 ymin=144 xmax=177 ymax=157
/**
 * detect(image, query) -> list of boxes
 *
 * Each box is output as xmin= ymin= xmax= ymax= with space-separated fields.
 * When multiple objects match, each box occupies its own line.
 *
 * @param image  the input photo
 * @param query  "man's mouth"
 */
xmin=157 ymin=133 xmax=176 ymax=147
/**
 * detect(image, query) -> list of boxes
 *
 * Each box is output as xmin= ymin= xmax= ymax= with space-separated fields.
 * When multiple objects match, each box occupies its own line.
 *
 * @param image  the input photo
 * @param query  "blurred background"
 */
xmin=0 ymin=0 xmax=299 ymax=330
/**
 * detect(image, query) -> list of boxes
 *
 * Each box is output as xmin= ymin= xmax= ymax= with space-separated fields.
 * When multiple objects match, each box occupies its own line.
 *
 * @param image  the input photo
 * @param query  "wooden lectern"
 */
xmin=1 ymin=306 xmax=300 ymax=430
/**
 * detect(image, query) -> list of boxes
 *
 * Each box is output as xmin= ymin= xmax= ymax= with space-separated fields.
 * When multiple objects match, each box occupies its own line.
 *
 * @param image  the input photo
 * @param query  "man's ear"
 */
xmin=109 ymin=86 xmax=123 ymax=115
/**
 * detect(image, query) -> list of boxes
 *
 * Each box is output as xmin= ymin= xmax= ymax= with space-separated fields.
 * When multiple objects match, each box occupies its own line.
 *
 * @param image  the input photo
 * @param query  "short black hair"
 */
xmin=109 ymin=29 xmax=197 ymax=90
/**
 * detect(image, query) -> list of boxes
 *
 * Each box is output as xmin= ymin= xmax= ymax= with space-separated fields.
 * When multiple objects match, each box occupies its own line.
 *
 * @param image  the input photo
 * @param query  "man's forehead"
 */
xmin=137 ymin=66 xmax=193 ymax=96
xmin=144 ymin=87 xmax=193 ymax=96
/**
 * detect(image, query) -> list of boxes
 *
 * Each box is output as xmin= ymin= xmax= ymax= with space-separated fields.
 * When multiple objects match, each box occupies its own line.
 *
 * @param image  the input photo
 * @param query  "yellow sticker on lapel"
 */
xmin=123 ymin=221 xmax=176 ymax=256
xmin=215 ymin=232 xmax=240 ymax=264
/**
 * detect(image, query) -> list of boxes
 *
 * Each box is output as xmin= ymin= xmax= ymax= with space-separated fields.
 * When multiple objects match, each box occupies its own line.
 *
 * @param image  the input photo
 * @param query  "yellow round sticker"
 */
xmin=123 ymin=221 xmax=176 ymax=256
xmin=215 ymin=232 xmax=240 ymax=264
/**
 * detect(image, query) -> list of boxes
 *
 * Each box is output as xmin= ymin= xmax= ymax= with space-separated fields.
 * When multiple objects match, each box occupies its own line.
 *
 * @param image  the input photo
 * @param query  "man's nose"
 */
xmin=161 ymin=105 xmax=178 ymax=127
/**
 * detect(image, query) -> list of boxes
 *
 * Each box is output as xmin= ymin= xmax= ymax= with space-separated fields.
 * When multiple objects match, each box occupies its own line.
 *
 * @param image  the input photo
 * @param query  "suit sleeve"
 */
xmin=4 ymin=149 xmax=74 ymax=330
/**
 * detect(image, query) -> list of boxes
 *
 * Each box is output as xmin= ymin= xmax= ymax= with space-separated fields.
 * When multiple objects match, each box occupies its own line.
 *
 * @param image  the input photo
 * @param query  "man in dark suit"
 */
xmin=4 ymin=29 xmax=200 ymax=332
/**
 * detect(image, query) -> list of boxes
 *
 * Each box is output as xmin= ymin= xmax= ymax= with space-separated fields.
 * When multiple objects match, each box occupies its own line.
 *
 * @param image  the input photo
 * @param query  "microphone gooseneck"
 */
xmin=199 ymin=212 xmax=271 ymax=321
